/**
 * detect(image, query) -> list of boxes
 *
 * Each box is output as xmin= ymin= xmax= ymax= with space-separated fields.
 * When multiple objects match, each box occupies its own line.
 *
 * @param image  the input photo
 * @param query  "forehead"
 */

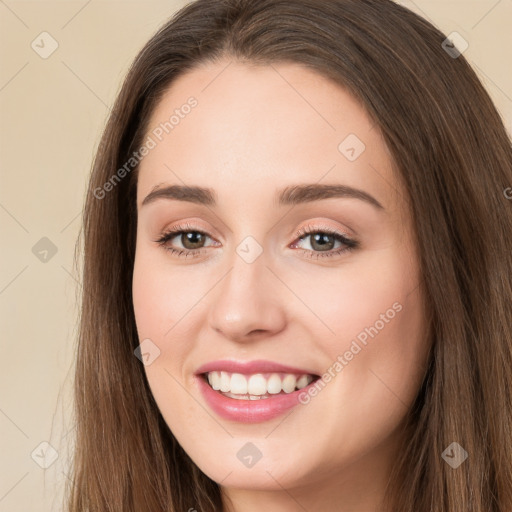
xmin=136 ymin=59 xmax=401 ymax=213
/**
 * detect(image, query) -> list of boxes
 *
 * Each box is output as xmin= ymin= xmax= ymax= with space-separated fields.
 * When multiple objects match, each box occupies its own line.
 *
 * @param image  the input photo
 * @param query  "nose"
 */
xmin=207 ymin=253 xmax=287 ymax=343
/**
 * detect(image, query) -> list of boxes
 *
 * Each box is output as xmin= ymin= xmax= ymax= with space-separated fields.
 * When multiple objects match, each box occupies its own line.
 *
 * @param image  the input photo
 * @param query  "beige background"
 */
xmin=0 ymin=1 xmax=511 ymax=511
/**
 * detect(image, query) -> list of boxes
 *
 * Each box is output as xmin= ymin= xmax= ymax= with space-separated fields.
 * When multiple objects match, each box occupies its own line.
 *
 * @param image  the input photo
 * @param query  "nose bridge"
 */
xmin=207 ymin=244 xmax=286 ymax=341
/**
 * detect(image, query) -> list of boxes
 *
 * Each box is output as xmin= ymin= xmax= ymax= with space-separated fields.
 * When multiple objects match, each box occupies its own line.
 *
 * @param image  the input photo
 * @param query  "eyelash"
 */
xmin=154 ymin=222 xmax=359 ymax=260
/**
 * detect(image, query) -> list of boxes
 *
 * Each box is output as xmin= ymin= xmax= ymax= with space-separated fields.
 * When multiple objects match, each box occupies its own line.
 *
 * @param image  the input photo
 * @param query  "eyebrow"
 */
xmin=141 ymin=183 xmax=384 ymax=210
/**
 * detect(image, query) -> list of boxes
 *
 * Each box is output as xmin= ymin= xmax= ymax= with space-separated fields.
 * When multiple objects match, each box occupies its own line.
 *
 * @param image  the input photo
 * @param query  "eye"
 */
xmin=154 ymin=222 xmax=359 ymax=260
xmin=291 ymin=224 xmax=359 ymax=259
xmin=154 ymin=222 xmax=218 ymax=259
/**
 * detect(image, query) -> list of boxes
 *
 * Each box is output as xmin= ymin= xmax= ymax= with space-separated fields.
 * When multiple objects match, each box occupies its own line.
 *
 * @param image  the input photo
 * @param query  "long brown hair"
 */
xmin=66 ymin=0 xmax=512 ymax=510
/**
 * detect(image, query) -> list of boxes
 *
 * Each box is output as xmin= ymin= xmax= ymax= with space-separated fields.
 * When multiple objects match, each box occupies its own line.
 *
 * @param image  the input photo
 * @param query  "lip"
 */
xmin=195 ymin=359 xmax=317 ymax=376
xmin=195 ymin=359 xmax=320 ymax=423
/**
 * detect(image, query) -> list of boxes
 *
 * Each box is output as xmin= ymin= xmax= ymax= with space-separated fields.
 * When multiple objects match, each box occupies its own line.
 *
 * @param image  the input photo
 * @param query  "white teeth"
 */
xmin=208 ymin=371 xmax=221 ymax=390
xmin=267 ymin=373 xmax=282 ymax=394
xmin=220 ymin=371 xmax=231 ymax=392
xmin=230 ymin=373 xmax=248 ymax=394
xmin=296 ymin=374 xmax=313 ymax=389
xmin=282 ymin=374 xmax=297 ymax=393
xmin=205 ymin=371 xmax=315 ymax=396
xmin=248 ymin=374 xmax=267 ymax=395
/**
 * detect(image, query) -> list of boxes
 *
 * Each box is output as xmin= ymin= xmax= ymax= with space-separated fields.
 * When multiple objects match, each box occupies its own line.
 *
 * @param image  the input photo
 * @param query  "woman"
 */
xmin=67 ymin=0 xmax=512 ymax=510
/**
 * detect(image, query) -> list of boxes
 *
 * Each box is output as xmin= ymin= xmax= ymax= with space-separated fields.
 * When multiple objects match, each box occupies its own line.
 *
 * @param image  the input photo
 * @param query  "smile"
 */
xmin=205 ymin=371 xmax=315 ymax=399
xmin=195 ymin=360 xmax=320 ymax=423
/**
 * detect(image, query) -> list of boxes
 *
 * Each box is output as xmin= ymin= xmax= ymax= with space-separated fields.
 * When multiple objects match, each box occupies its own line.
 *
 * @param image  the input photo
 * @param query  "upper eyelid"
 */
xmin=161 ymin=224 xmax=348 ymax=237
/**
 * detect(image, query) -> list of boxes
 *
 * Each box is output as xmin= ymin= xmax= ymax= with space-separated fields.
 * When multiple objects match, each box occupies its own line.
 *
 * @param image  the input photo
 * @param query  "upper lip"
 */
xmin=195 ymin=359 xmax=319 ymax=376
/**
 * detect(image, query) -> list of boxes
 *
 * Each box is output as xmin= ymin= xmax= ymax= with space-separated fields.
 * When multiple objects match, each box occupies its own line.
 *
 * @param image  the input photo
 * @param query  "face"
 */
xmin=132 ymin=59 xmax=430 ymax=507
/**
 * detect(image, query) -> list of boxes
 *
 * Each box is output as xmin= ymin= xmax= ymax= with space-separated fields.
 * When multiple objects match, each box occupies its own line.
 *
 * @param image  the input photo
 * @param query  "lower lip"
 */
xmin=196 ymin=375 xmax=313 ymax=423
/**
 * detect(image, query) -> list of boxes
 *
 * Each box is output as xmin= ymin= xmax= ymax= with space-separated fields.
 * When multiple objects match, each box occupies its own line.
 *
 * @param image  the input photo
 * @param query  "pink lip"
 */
xmin=195 ymin=359 xmax=317 ymax=376
xmin=194 ymin=359 xmax=319 ymax=424
xmin=196 ymin=376 xmax=318 ymax=423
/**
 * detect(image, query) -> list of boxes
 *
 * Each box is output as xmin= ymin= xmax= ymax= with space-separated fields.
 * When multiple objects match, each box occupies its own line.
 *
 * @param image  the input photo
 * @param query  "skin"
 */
xmin=132 ymin=58 xmax=431 ymax=512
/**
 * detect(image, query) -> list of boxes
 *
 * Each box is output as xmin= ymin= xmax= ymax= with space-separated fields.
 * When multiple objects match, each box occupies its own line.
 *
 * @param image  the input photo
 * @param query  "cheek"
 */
xmin=323 ymin=282 xmax=428 ymax=467
xmin=284 ymin=250 xmax=428 ymax=472
xmin=289 ymin=242 xmax=424 ymax=358
xmin=132 ymin=245 xmax=211 ymax=418
xmin=132 ymin=243 xmax=207 ymax=339
xmin=296 ymin=240 xmax=428 ymax=409
xmin=132 ymin=258 xmax=199 ymax=448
